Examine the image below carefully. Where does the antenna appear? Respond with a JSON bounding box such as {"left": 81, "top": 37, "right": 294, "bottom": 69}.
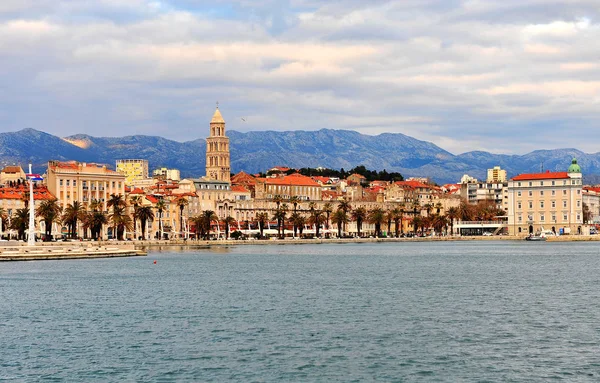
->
{"left": 540, "top": 161, "right": 544, "bottom": 173}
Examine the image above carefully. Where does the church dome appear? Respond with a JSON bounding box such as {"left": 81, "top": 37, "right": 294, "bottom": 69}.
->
{"left": 568, "top": 158, "right": 581, "bottom": 173}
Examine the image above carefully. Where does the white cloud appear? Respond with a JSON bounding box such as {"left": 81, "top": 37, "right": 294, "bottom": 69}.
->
{"left": 0, "top": 0, "right": 599, "bottom": 155}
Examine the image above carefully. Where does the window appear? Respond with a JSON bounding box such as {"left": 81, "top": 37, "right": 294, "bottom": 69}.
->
{"left": 552, "top": 214, "right": 556, "bottom": 221}
{"left": 552, "top": 181, "right": 555, "bottom": 186}
{"left": 541, "top": 181, "right": 544, "bottom": 186}
{"left": 540, "top": 201, "right": 544, "bottom": 208}
{"left": 552, "top": 190, "right": 555, "bottom": 196}
{"left": 517, "top": 191, "right": 522, "bottom": 197}
{"left": 577, "top": 214, "right": 581, "bottom": 221}
{"left": 563, "top": 214, "right": 568, "bottom": 221}
{"left": 73, "top": 180, "right": 77, "bottom": 186}
{"left": 577, "top": 200, "right": 581, "bottom": 207}
{"left": 540, "top": 190, "right": 544, "bottom": 196}
{"left": 66, "top": 180, "right": 70, "bottom": 186}
{"left": 529, "top": 182, "right": 532, "bottom": 186}
{"left": 529, "top": 201, "right": 533, "bottom": 209}
{"left": 551, "top": 201, "right": 556, "bottom": 208}
{"left": 563, "top": 190, "right": 567, "bottom": 195}
{"left": 577, "top": 190, "right": 581, "bottom": 195}
{"left": 518, "top": 182, "right": 522, "bottom": 187}
{"left": 528, "top": 191, "right": 533, "bottom": 197}
{"left": 518, "top": 202, "right": 522, "bottom": 209}
{"left": 59, "top": 179, "right": 63, "bottom": 186}
{"left": 540, "top": 214, "right": 545, "bottom": 221}
{"left": 563, "top": 201, "right": 567, "bottom": 208}
{"left": 518, "top": 216, "right": 522, "bottom": 222}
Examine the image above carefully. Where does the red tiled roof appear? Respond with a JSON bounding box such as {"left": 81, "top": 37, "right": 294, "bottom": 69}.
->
{"left": 348, "top": 173, "right": 366, "bottom": 179}
{"left": 511, "top": 171, "right": 570, "bottom": 181}
{"left": 312, "top": 176, "right": 331, "bottom": 184}
{"left": 1, "top": 166, "right": 23, "bottom": 173}
{"left": 232, "top": 185, "right": 250, "bottom": 193}
{"left": 129, "top": 187, "right": 145, "bottom": 194}
{"left": 262, "top": 173, "right": 320, "bottom": 187}
{"left": 145, "top": 195, "right": 159, "bottom": 204}
{"left": 395, "top": 180, "right": 430, "bottom": 189}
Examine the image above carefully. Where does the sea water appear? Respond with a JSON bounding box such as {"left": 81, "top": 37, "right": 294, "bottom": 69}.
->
{"left": 1, "top": 241, "right": 600, "bottom": 381}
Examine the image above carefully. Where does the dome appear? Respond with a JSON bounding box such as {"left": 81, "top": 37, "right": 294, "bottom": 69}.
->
{"left": 568, "top": 158, "right": 581, "bottom": 173}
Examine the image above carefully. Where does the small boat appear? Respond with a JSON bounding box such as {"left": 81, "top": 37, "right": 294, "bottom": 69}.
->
{"left": 525, "top": 234, "right": 547, "bottom": 241}
{"left": 525, "top": 228, "right": 554, "bottom": 241}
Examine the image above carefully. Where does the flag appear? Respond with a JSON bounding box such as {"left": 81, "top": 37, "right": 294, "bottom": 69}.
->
{"left": 26, "top": 173, "right": 43, "bottom": 181}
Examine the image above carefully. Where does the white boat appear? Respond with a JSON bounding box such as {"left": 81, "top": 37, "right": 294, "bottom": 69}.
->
{"left": 525, "top": 228, "right": 555, "bottom": 241}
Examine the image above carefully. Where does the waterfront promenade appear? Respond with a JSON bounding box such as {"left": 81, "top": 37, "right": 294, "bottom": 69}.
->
{"left": 0, "top": 242, "right": 145, "bottom": 261}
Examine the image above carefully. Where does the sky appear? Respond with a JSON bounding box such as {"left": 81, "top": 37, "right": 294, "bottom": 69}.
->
{"left": 0, "top": 0, "right": 599, "bottom": 155}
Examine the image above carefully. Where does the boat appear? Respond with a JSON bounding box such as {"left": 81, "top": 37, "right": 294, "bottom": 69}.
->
{"left": 525, "top": 228, "right": 555, "bottom": 241}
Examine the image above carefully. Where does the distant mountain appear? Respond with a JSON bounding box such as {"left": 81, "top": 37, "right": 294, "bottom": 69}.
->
{"left": 0, "top": 128, "right": 599, "bottom": 185}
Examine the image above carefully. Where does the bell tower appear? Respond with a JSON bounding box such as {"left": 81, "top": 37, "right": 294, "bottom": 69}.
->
{"left": 205, "top": 103, "right": 231, "bottom": 182}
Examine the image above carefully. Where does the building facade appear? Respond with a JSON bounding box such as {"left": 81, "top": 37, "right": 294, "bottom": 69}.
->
{"left": 47, "top": 160, "right": 126, "bottom": 211}
{"left": 487, "top": 166, "right": 507, "bottom": 183}
{"left": 116, "top": 159, "right": 149, "bottom": 185}
{"left": 507, "top": 159, "right": 583, "bottom": 235}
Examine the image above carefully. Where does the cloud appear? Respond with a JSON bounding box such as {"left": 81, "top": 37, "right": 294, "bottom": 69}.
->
{"left": 0, "top": 0, "right": 599, "bottom": 157}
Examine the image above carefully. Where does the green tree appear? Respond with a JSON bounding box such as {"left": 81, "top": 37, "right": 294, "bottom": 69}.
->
{"left": 173, "top": 196, "right": 189, "bottom": 238}
{"left": 368, "top": 207, "right": 386, "bottom": 238}
{"left": 446, "top": 207, "right": 459, "bottom": 235}
{"left": 109, "top": 204, "right": 133, "bottom": 240}
{"left": 10, "top": 208, "right": 29, "bottom": 240}
{"left": 222, "top": 216, "right": 236, "bottom": 239}
{"left": 135, "top": 206, "right": 155, "bottom": 240}
{"left": 308, "top": 202, "right": 324, "bottom": 238}
{"left": 351, "top": 207, "right": 367, "bottom": 237}
{"left": 256, "top": 212, "right": 269, "bottom": 238}
{"left": 331, "top": 209, "right": 349, "bottom": 238}
{"left": 62, "top": 201, "right": 84, "bottom": 238}
{"left": 36, "top": 198, "right": 62, "bottom": 240}
{"left": 129, "top": 195, "right": 142, "bottom": 239}
{"left": 155, "top": 198, "right": 166, "bottom": 239}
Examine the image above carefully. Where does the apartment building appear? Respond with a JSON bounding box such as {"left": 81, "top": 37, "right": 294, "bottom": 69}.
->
{"left": 254, "top": 173, "right": 322, "bottom": 202}
{"left": 46, "top": 160, "right": 126, "bottom": 211}
{"left": 116, "top": 159, "right": 149, "bottom": 185}
{"left": 507, "top": 159, "right": 583, "bottom": 235}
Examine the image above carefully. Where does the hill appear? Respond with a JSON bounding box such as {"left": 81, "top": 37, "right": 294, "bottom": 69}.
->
{"left": 0, "top": 128, "right": 598, "bottom": 185}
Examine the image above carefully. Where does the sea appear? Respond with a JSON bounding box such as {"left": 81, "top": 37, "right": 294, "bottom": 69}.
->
{"left": 1, "top": 241, "right": 600, "bottom": 382}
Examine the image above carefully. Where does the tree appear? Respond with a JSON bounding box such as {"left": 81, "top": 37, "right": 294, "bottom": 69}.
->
{"left": 109, "top": 204, "right": 133, "bottom": 240}
{"left": 308, "top": 202, "right": 324, "bottom": 238}
{"left": 291, "top": 212, "right": 306, "bottom": 238}
{"left": 129, "top": 195, "right": 142, "bottom": 239}
{"left": 89, "top": 210, "right": 108, "bottom": 240}
{"left": 446, "top": 207, "right": 459, "bottom": 235}
{"left": 272, "top": 204, "right": 288, "bottom": 239}
{"left": 135, "top": 206, "right": 155, "bottom": 240}
{"left": 391, "top": 207, "right": 403, "bottom": 237}
{"left": 368, "top": 207, "right": 386, "bottom": 238}
{"left": 323, "top": 202, "right": 333, "bottom": 230}
{"left": 36, "top": 198, "right": 62, "bottom": 240}
{"left": 385, "top": 209, "right": 394, "bottom": 236}
{"left": 431, "top": 214, "right": 448, "bottom": 236}
{"left": 155, "top": 198, "right": 166, "bottom": 239}
{"left": 222, "top": 216, "right": 236, "bottom": 239}
{"left": 174, "top": 196, "right": 189, "bottom": 238}
{"left": 457, "top": 199, "right": 473, "bottom": 221}
{"left": 201, "top": 210, "right": 218, "bottom": 240}
{"left": 351, "top": 207, "right": 367, "bottom": 237}
{"left": 62, "top": 201, "right": 84, "bottom": 238}
{"left": 331, "top": 209, "right": 349, "bottom": 238}
{"left": 412, "top": 215, "right": 423, "bottom": 235}
{"left": 256, "top": 212, "right": 269, "bottom": 238}
{"left": 10, "top": 208, "right": 29, "bottom": 240}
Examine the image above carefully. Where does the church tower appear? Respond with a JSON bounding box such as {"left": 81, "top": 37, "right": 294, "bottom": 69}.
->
{"left": 205, "top": 104, "right": 231, "bottom": 183}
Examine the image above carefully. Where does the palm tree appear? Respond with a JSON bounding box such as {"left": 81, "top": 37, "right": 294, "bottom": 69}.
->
{"left": 331, "top": 209, "right": 348, "bottom": 238}
{"left": 431, "top": 214, "right": 448, "bottom": 236}
{"left": 385, "top": 209, "right": 394, "bottom": 237}
{"left": 36, "top": 198, "right": 62, "bottom": 240}
{"left": 323, "top": 202, "right": 333, "bottom": 230}
{"left": 135, "top": 206, "right": 155, "bottom": 240}
{"left": 435, "top": 201, "right": 443, "bottom": 215}
{"left": 107, "top": 193, "right": 126, "bottom": 239}
{"left": 290, "top": 211, "right": 305, "bottom": 238}
{"left": 272, "top": 204, "right": 288, "bottom": 239}
{"left": 62, "top": 201, "right": 84, "bottom": 238}
{"left": 351, "top": 207, "right": 367, "bottom": 238}
{"left": 109, "top": 204, "right": 133, "bottom": 240}
{"left": 189, "top": 215, "right": 203, "bottom": 240}
{"left": 129, "top": 195, "right": 142, "bottom": 240}
{"left": 173, "top": 196, "right": 189, "bottom": 238}
{"left": 446, "top": 207, "right": 459, "bottom": 236}
{"left": 222, "top": 216, "right": 236, "bottom": 239}
{"left": 201, "top": 210, "right": 218, "bottom": 240}
{"left": 10, "top": 208, "right": 29, "bottom": 240}
{"left": 391, "top": 207, "right": 403, "bottom": 237}
{"left": 457, "top": 199, "right": 473, "bottom": 221}
{"left": 424, "top": 203, "right": 433, "bottom": 217}
{"left": 0, "top": 207, "right": 8, "bottom": 237}
{"left": 338, "top": 199, "right": 352, "bottom": 214}
{"left": 368, "top": 207, "right": 386, "bottom": 238}
{"left": 256, "top": 212, "right": 269, "bottom": 238}
{"left": 155, "top": 198, "right": 166, "bottom": 239}
{"left": 412, "top": 215, "right": 423, "bottom": 235}
{"left": 89, "top": 210, "right": 108, "bottom": 240}
{"left": 308, "top": 202, "right": 324, "bottom": 238}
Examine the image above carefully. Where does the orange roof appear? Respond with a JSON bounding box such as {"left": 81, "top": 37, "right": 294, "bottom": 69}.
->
{"left": 262, "top": 173, "right": 320, "bottom": 187}
{"left": 1, "top": 166, "right": 23, "bottom": 173}
{"left": 584, "top": 187, "right": 600, "bottom": 193}
{"left": 395, "top": 180, "right": 430, "bottom": 189}
{"left": 348, "top": 173, "right": 366, "bottom": 179}
{"left": 129, "top": 187, "right": 145, "bottom": 194}
{"left": 511, "top": 171, "right": 570, "bottom": 181}
{"left": 145, "top": 195, "right": 159, "bottom": 204}
{"left": 0, "top": 185, "right": 55, "bottom": 200}
{"left": 312, "top": 176, "right": 331, "bottom": 184}
{"left": 232, "top": 185, "right": 250, "bottom": 193}
{"left": 231, "top": 171, "right": 257, "bottom": 185}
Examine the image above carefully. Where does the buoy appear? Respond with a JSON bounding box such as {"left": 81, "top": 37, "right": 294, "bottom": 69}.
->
{"left": 153, "top": 260, "right": 157, "bottom": 264}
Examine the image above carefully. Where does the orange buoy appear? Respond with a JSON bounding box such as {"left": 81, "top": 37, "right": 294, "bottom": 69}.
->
{"left": 153, "top": 260, "right": 157, "bottom": 264}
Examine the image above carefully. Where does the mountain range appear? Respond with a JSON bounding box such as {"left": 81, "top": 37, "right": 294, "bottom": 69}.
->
{"left": 1, "top": 128, "right": 599, "bottom": 185}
